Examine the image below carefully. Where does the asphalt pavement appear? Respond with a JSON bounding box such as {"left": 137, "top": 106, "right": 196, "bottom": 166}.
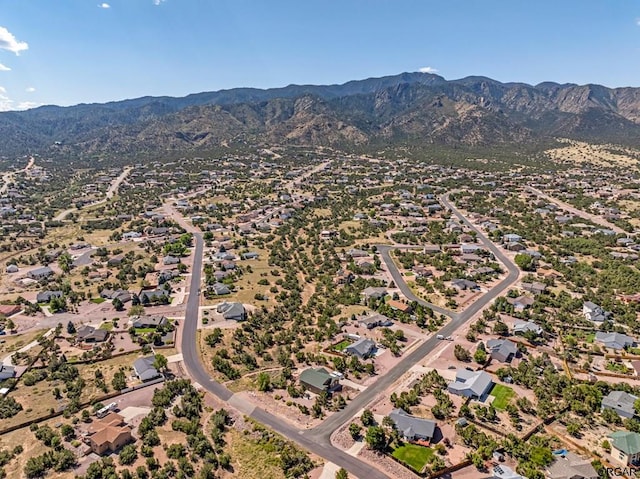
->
{"left": 179, "top": 193, "right": 521, "bottom": 479}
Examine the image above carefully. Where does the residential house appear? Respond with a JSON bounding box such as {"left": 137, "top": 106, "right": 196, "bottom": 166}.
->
{"left": 448, "top": 370, "right": 494, "bottom": 400}
{"left": 609, "top": 430, "right": 640, "bottom": 465}
{"left": 241, "top": 252, "right": 259, "bottom": 260}
{"left": 422, "top": 245, "right": 441, "bottom": 254}
{"left": 133, "top": 356, "right": 161, "bottom": 382}
{"left": 601, "top": 391, "right": 638, "bottom": 419}
{"left": 505, "top": 242, "right": 526, "bottom": 252}
{"left": 28, "top": 266, "right": 54, "bottom": 280}
{"left": 86, "top": 412, "right": 133, "bottom": 455}
{"left": 0, "top": 364, "right": 16, "bottom": 380}
{"left": 107, "top": 256, "right": 123, "bottom": 267}
{"left": 163, "top": 255, "right": 180, "bottom": 265}
{"left": 347, "top": 248, "right": 369, "bottom": 258}
{"left": 388, "top": 300, "right": 412, "bottom": 313}
{"left": 36, "top": 290, "right": 62, "bottom": 303}
{"left": 344, "top": 338, "right": 376, "bottom": 359}
{"left": 122, "top": 231, "right": 142, "bottom": 240}
{"left": 503, "top": 233, "right": 522, "bottom": 243}
{"left": 412, "top": 266, "right": 433, "bottom": 278}
{"left": 388, "top": 408, "right": 436, "bottom": 442}
{"left": 521, "top": 281, "right": 547, "bottom": 295}
{"left": 583, "top": 301, "right": 611, "bottom": 323}
{"left": 487, "top": 339, "right": 518, "bottom": 363}
{"left": 334, "top": 269, "right": 354, "bottom": 285}
{"left": 356, "top": 313, "right": 393, "bottom": 330}
{"left": 131, "top": 315, "right": 167, "bottom": 329}
{"left": 451, "top": 279, "right": 479, "bottom": 291}
{"left": 0, "top": 305, "right": 21, "bottom": 317}
{"left": 513, "top": 320, "right": 543, "bottom": 336}
{"left": 100, "top": 289, "right": 132, "bottom": 303}
{"left": 5, "top": 264, "right": 18, "bottom": 274}
{"left": 461, "top": 253, "right": 483, "bottom": 263}
{"left": 506, "top": 295, "right": 534, "bottom": 311}
{"left": 488, "top": 465, "right": 526, "bottom": 479}
{"left": 361, "top": 287, "right": 388, "bottom": 301}
{"left": 460, "top": 244, "right": 482, "bottom": 254}
{"left": 76, "top": 325, "right": 109, "bottom": 344}
{"left": 139, "top": 289, "right": 170, "bottom": 303}
{"left": 216, "top": 302, "right": 247, "bottom": 321}
{"left": 595, "top": 332, "right": 634, "bottom": 351}
{"left": 546, "top": 450, "right": 598, "bottom": 479}
{"left": 299, "top": 367, "right": 341, "bottom": 394}
{"left": 209, "top": 282, "right": 231, "bottom": 295}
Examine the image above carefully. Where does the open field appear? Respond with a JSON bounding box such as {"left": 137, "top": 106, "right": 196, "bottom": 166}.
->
{"left": 0, "top": 328, "right": 46, "bottom": 356}
{"left": 225, "top": 429, "right": 286, "bottom": 479}
{"left": 545, "top": 139, "right": 640, "bottom": 167}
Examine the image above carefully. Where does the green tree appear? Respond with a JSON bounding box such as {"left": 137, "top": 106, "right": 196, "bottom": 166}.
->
{"left": 349, "top": 423, "right": 362, "bottom": 439}
{"left": 474, "top": 348, "right": 487, "bottom": 364}
{"left": 119, "top": 444, "right": 138, "bottom": 465}
{"left": 153, "top": 354, "right": 168, "bottom": 373}
{"left": 364, "top": 426, "right": 387, "bottom": 452}
{"left": 112, "top": 369, "right": 127, "bottom": 391}
{"left": 112, "top": 297, "right": 124, "bottom": 311}
{"left": 256, "top": 372, "right": 271, "bottom": 392}
{"left": 361, "top": 409, "right": 375, "bottom": 427}
{"left": 454, "top": 344, "right": 471, "bottom": 362}
{"left": 514, "top": 254, "right": 535, "bottom": 271}
{"left": 336, "top": 468, "right": 349, "bottom": 479}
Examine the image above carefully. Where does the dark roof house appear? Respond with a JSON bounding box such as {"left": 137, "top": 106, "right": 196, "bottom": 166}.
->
{"left": 486, "top": 339, "right": 518, "bottom": 363}
{"left": 133, "top": 356, "right": 161, "bottom": 382}
{"left": 344, "top": 338, "right": 376, "bottom": 359}
{"left": 299, "top": 367, "right": 341, "bottom": 395}
{"left": 388, "top": 408, "right": 437, "bottom": 442}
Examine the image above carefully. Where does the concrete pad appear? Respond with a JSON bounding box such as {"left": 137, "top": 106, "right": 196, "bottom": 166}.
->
{"left": 166, "top": 353, "right": 183, "bottom": 363}
{"left": 319, "top": 462, "right": 341, "bottom": 479}
{"left": 119, "top": 406, "right": 151, "bottom": 422}
{"left": 346, "top": 439, "right": 366, "bottom": 456}
{"left": 341, "top": 379, "right": 367, "bottom": 392}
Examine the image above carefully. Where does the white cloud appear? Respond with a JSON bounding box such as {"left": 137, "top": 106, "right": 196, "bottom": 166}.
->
{"left": 98, "top": 3, "right": 111, "bottom": 8}
{"left": 153, "top": 0, "right": 167, "bottom": 5}
{"left": 0, "top": 89, "right": 12, "bottom": 111}
{"left": 25, "top": 87, "right": 36, "bottom": 93}
{"left": 0, "top": 27, "right": 28, "bottom": 55}
{"left": 419, "top": 66, "right": 439, "bottom": 74}
{"left": 17, "top": 101, "right": 40, "bottom": 110}
{"left": 0, "top": 63, "right": 10, "bottom": 72}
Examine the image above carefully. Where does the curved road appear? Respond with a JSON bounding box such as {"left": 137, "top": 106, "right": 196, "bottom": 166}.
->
{"left": 179, "top": 192, "right": 521, "bottom": 478}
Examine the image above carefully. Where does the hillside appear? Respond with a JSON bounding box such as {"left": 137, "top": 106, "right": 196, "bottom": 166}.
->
{"left": 3, "top": 72, "right": 640, "bottom": 156}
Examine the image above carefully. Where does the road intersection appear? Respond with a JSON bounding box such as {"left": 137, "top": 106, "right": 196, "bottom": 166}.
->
{"left": 177, "top": 187, "right": 521, "bottom": 478}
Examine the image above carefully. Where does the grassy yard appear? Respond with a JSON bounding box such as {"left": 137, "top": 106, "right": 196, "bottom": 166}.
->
{"left": 90, "top": 297, "right": 106, "bottom": 304}
{"left": 392, "top": 444, "right": 434, "bottom": 472}
{"left": 490, "top": 384, "right": 515, "bottom": 410}
{"left": 333, "top": 339, "right": 352, "bottom": 352}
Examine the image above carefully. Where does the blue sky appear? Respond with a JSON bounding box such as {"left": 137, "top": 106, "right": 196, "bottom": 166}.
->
{"left": 0, "top": 0, "right": 639, "bottom": 110}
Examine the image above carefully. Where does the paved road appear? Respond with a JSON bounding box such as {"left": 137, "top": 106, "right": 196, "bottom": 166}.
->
{"left": 0, "top": 156, "right": 35, "bottom": 195}
{"left": 525, "top": 186, "right": 625, "bottom": 234}
{"left": 179, "top": 189, "right": 520, "bottom": 479}
{"left": 377, "top": 245, "right": 454, "bottom": 318}
{"left": 308, "top": 193, "right": 521, "bottom": 439}
{"left": 54, "top": 166, "right": 132, "bottom": 221}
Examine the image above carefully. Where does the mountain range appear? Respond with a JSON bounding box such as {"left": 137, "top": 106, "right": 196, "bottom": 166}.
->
{"left": 3, "top": 72, "right": 640, "bottom": 157}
